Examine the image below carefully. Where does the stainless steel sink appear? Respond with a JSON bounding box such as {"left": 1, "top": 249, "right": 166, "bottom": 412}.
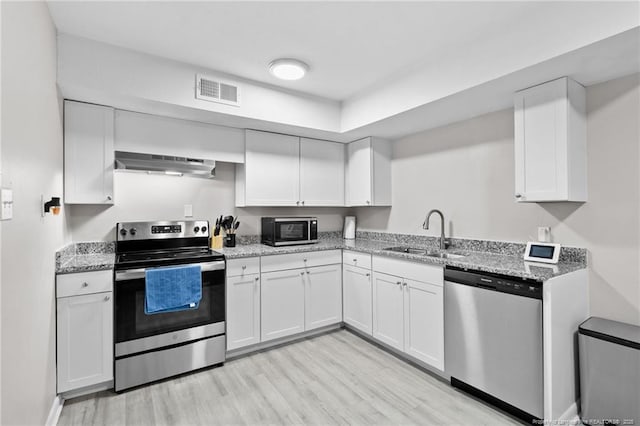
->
{"left": 424, "top": 252, "right": 465, "bottom": 259}
{"left": 384, "top": 246, "right": 429, "bottom": 255}
{"left": 383, "top": 246, "right": 465, "bottom": 259}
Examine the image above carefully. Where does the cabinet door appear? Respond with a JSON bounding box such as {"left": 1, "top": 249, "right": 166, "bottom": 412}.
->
{"left": 372, "top": 272, "right": 404, "bottom": 351}
{"left": 57, "top": 292, "right": 113, "bottom": 393}
{"left": 403, "top": 279, "right": 444, "bottom": 370}
{"left": 304, "top": 264, "right": 342, "bottom": 331}
{"left": 299, "top": 138, "right": 345, "bottom": 206}
{"left": 244, "top": 130, "right": 300, "bottom": 206}
{"left": 261, "top": 269, "right": 305, "bottom": 342}
{"left": 64, "top": 101, "right": 114, "bottom": 204}
{"left": 343, "top": 265, "right": 372, "bottom": 335}
{"left": 345, "top": 137, "right": 372, "bottom": 206}
{"left": 227, "top": 273, "right": 260, "bottom": 350}
{"left": 514, "top": 77, "right": 582, "bottom": 202}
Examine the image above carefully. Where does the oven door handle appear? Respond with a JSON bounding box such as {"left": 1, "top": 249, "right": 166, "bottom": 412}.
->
{"left": 115, "top": 260, "right": 226, "bottom": 281}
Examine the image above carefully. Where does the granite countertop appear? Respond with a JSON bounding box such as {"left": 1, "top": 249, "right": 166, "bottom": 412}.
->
{"left": 217, "top": 236, "right": 586, "bottom": 281}
{"left": 57, "top": 234, "right": 586, "bottom": 281}
{"left": 56, "top": 242, "right": 115, "bottom": 274}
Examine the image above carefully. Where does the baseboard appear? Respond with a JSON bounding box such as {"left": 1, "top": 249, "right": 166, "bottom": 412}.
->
{"left": 45, "top": 395, "right": 63, "bottom": 426}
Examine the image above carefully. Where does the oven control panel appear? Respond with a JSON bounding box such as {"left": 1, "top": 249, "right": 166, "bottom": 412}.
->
{"left": 117, "top": 220, "right": 209, "bottom": 240}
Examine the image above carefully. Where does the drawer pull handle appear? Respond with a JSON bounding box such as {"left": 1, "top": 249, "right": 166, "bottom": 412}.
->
{"left": 353, "top": 258, "right": 357, "bottom": 262}
{"left": 396, "top": 281, "right": 402, "bottom": 286}
{"left": 300, "top": 272, "right": 305, "bottom": 276}
{"left": 82, "top": 282, "right": 89, "bottom": 287}
{"left": 104, "top": 295, "right": 110, "bottom": 301}
{"left": 242, "top": 265, "right": 246, "bottom": 270}
{"left": 306, "top": 271, "right": 310, "bottom": 275}
{"left": 303, "top": 258, "right": 307, "bottom": 262}
{"left": 254, "top": 277, "right": 259, "bottom": 281}
{"left": 366, "top": 273, "right": 370, "bottom": 277}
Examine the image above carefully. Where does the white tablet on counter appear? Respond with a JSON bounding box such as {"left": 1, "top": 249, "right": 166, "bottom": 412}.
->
{"left": 524, "top": 242, "right": 561, "bottom": 264}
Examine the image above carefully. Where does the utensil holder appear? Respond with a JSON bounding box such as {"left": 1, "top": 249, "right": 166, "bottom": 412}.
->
{"left": 211, "top": 235, "right": 224, "bottom": 249}
{"left": 224, "top": 234, "right": 236, "bottom": 248}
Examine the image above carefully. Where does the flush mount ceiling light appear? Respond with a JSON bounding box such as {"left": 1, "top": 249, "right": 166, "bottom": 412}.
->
{"left": 269, "top": 58, "right": 309, "bottom": 80}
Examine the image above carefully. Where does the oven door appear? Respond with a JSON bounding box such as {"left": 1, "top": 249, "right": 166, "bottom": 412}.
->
{"left": 114, "top": 260, "right": 225, "bottom": 356}
{"left": 273, "top": 219, "right": 316, "bottom": 245}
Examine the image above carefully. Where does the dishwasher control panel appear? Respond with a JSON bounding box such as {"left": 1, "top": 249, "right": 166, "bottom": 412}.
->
{"left": 445, "top": 267, "right": 543, "bottom": 299}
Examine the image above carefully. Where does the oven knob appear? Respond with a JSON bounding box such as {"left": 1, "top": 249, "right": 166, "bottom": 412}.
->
{"left": 201, "top": 226, "right": 207, "bottom": 233}
{"left": 119, "top": 228, "right": 127, "bottom": 236}
{"left": 194, "top": 226, "right": 200, "bottom": 233}
{"left": 129, "top": 228, "right": 137, "bottom": 236}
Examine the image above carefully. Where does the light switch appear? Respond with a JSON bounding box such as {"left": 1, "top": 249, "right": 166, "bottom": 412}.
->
{"left": 1, "top": 188, "right": 13, "bottom": 220}
{"left": 184, "top": 204, "right": 193, "bottom": 218}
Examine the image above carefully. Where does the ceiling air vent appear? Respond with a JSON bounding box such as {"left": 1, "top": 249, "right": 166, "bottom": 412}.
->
{"left": 196, "top": 74, "right": 240, "bottom": 107}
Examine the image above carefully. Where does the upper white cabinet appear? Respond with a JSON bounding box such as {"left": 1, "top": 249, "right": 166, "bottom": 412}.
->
{"left": 514, "top": 77, "right": 587, "bottom": 202}
{"left": 241, "top": 130, "right": 300, "bottom": 206}
{"left": 236, "top": 130, "right": 345, "bottom": 206}
{"left": 115, "top": 110, "right": 244, "bottom": 163}
{"left": 64, "top": 101, "right": 114, "bottom": 204}
{"left": 299, "top": 138, "right": 345, "bottom": 206}
{"left": 345, "top": 137, "right": 392, "bottom": 206}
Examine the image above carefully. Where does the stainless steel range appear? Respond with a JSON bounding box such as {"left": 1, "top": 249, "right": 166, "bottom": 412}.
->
{"left": 113, "top": 220, "right": 226, "bottom": 392}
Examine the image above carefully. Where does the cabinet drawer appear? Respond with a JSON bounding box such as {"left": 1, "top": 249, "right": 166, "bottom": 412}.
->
{"left": 343, "top": 251, "right": 372, "bottom": 269}
{"left": 261, "top": 250, "right": 341, "bottom": 273}
{"left": 57, "top": 270, "right": 113, "bottom": 298}
{"left": 372, "top": 256, "right": 443, "bottom": 286}
{"left": 226, "top": 257, "right": 260, "bottom": 277}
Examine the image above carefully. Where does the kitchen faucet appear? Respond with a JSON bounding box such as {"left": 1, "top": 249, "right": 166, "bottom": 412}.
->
{"left": 423, "top": 209, "right": 449, "bottom": 250}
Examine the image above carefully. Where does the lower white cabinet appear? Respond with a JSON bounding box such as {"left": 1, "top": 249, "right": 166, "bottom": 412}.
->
{"left": 372, "top": 257, "right": 444, "bottom": 370}
{"left": 372, "top": 272, "right": 405, "bottom": 350}
{"left": 56, "top": 270, "right": 113, "bottom": 393}
{"left": 226, "top": 272, "right": 261, "bottom": 350}
{"left": 261, "top": 268, "right": 306, "bottom": 342}
{"left": 304, "top": 264, "right": 342, "bottom": 331}
{"left": 343, "top": 264, "right": 373, "bottom": 335}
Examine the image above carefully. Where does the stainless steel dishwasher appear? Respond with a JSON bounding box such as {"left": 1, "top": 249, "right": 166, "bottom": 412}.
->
{"left": 444, "top": 267, "right": 544, "bottom": 422}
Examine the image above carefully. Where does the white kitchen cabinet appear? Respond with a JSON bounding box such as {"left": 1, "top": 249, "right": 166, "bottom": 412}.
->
{"left": 64, "top": 100, "right": 115, "bottom": 204}
{"left": 299, "top": 138, "right": 345, "bottom": 206}
{"left": 261, "top": 268, "right": 306, "bottom": 342}
{"left": 236, "top": 130, "right": 345, "bottom": 207}
{"left": 56, "top": 271, "right": 113, "bottom": 393}
{"left": 241, "top": 130, "right": 300, "bottom": 206}
{"left": 345, "top": 137, "right": 391, "bottom": 206}
{"left": 403, "top": 278, "right": 444, "bottom": 370}
{"left": 372, "top": 272, "right": 404, "bottom": 351}
{"left": 514, "top": 77, "right": 587, "bottom": 202}
{"left": 226, "top": 261, "right": 261, "bottom": 350}
{"left": 371, "top": 256, "right": 444, "bottom": 370}
{"left": 343, "top": 264, "right": 372, "bottom": 335}
{"left": 304, "top": 264, "right": 342, "bottom": 330}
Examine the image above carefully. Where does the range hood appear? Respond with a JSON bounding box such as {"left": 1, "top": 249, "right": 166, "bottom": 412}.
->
{"left": 114, "top": 151, "right": 215, "bottom": 178}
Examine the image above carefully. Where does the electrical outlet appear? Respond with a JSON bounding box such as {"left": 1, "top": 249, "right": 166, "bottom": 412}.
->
{"left": 184, "top": 204, "right": 193, "bottom": 218}
{"left": 1, "top": 188, "right": 13, "bottom": 220}
{"left": 537, "top": 226, "right": 551, "bottom": 242}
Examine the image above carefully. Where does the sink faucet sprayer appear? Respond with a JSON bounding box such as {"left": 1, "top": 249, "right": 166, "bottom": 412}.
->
{"left": 423, "top": 209, "right": 449, "bottom": 250}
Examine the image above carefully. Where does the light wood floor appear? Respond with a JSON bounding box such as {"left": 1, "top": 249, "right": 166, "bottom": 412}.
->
{"left": 59, "top": 329, "right": 520, "bottom": 425}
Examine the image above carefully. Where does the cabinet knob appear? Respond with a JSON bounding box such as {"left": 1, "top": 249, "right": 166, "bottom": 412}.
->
{"left": 306, "top": 271, "right": 310, "bottom": 275}
{"left": 403, "top": 282, "right": 407, "bottom": 287}
{"left": 242, "top": 265, "right": 246, "bottom": 270}
{"left": 82, "top": 282, "right": 89, "bottom": 287}
{"left": 515, "top": 194, "right": 522, "bottom": 198}
{"left": 301, "top": 201, "right": 305, "bottom": 206}
{"left": 104, "top": 295, "right": 110, "bottom": 301}
{"left": 366, "top": 200, "right": 371, "bottom": 205}
{"left": 303, "top": 258, "right": 307, "bottom": 262}
{"left": 353, "top": 258, "right": 357, "bottom": 262}
{"left": 296, "top": 201, "right": 300, "bottom": 205}
{"left": 365, "top": 273, "right": 370, "bottom": 277}
{"left": 396, "top": 281, "right": 402, "bottom": 286}
{"left": 254, "top": 277, "right": 259, "bottom": 281}
{"left": 300, "top": 272, "right": 305, "bottom": 276}
{"left": 106, "top": 195, "right": 112, "bottom": 201}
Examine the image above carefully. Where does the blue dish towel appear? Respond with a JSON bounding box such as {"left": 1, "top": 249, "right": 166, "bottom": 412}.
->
{"left": 144, "top": 265, "right": 202, "bottom": 315}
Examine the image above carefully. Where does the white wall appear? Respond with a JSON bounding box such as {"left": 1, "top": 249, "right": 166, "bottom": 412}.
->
{"left": 1, "top": 2, "right": 66, "bottom": 425}
{"left": 67, "top": 162, "right": 346, "bottom": 241}
{"left": 356, "top": 73, "right": 640, "bottom": 325}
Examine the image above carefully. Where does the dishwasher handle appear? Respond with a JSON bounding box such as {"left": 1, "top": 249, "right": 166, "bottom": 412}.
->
{"left": 444, "top": 266, "right": 543, "bottom": 300}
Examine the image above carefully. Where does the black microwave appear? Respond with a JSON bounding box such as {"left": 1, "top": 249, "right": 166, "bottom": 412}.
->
{"left": 261, "top": 217, "right": 318, "bottom": 246}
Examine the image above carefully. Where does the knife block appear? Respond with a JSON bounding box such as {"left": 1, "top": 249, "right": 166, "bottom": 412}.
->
{"left": 210, "top": 235, "right": 224, "bottom": 249}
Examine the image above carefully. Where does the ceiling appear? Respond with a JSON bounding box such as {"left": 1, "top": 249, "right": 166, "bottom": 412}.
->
{"left": 46, "top": 1, "right": 636, "bottom": 102}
